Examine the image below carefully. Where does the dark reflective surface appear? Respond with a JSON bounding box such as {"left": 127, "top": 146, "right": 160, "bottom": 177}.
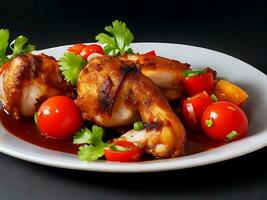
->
{"left": 0, "top": 0, "right": 266, "bottom": 199}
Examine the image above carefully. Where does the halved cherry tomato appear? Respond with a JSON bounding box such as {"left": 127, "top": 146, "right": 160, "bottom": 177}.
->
{"left": 36, "top": 96, "right": 83, "bottom": 139}
{"left": 182, "top": 91, "right": 212, "bottom": 129}
{"left": 182, "top": 72, "right": 214, "bottom": 96}
{"left": 143, "top": 50, "right": 156, "bottom": 56}
{"left": 214, "top": 79, "right": 248, "bottom": 106}
{"left": 68, "top": 43, "right": 104, "bottom": 59}
{"left": 201, "top": 101, "right": 248, "bottom": 141}
{"left": 104, "top": 141, "right": 144, "bottom": 162}
{"left": 79, "top": 44, "right": 105, "bottom": 59}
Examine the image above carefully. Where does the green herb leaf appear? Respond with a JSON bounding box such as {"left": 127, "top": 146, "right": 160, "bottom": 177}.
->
{"left": 73, "top": 125, "right": 105, "bottom": 161}
{"left": 78, "top": 145, "right": 105, "bottom": 161}
{"left": 182, "top": 69, "right": 207, "bottom": 77}
{"left": 73, "top": 128, "right": 93, "bottom": 144}
{"left": 211, "top": 94, "right": 218, "bottom": 102}
{"left": 0, "top": 29, "right": 10, "bottom": 66}
{"left": 133, "top": 121, "right": 145, "bottom": 131}
{"left": 95, "top": 20, "right": 134, "bottom": 56}
{"left": 10, "top": 35, "right": 36, "bottom": 58}
{"left": 109, "top": 144, "right": 131, "bottom": 152}
{"left": 0, "top": 29, "right": 36, "bottom": 67}
{"left": 205, "top": 119, "right": 213, "bottom": 128}
{"left": 59, "top": 52, "right": 87, "bottom": 85}
{"left": 226, "top": 131, "right": 238, "bottom": 141}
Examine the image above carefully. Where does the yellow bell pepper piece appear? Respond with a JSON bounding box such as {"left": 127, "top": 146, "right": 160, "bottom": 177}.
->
{"left": 214, "top": 80, "right": 248, "bottom": 105}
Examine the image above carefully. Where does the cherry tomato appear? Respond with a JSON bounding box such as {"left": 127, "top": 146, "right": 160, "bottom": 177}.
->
{"left": 68, "top": 43, "right": 104, "bottom": 59}
{"left": 182, "top": 72, "right": 214, "bottom": 96}
{"left": 68, "top": 43, "right": 87, "bottom": 54}
{"left": 80, "top": 44, "right": 104, "bottom": 59}
{"left": 182, "top": 91, "right": 212, "bottom": 129}
{"left": 143, "top": 50, "right": 156, "bottom": 56}
{"left": 201, "top": 101, "right": 248, "bottom": 141}
{"left": 104, "top": 141, "right": 144, "bottom": 162}
{"left": 36, "top": 96, "right": 83, "bottom": 139}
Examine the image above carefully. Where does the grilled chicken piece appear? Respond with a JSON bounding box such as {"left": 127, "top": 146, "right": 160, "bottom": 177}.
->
{"left": 118, "top": 71, "right": 186, "bottom": 157}
{"left": 0, "top": 53, "right": 74, "bottom": 119}
{"left": 76, "top": 55, "right": 185, "bottom": 157}
{"left": 75, "top": 56, "right": 139, "bottom": 127}
{"left": 119, "top": 54, "right": 190, "bottom": 100}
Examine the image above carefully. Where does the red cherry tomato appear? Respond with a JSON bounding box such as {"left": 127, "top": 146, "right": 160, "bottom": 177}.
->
{"left": 36, "top": 96, "right": 83, "bottom": 139}
{"left": 143, "top": 50, "right": 156, "bottom": 56}
{"left": 201, "top": 101, "right": 248, "bottom": 141}
{"left": 80, "top": 44, "right": 104, "bottom": 59}
{"left": 182, "top": 72, "right": 214, "bottom": 96}
{"left": 104, "top": 141, "right": 144, "bottom": 162}
{"left": 182, "top": 91, "right": 212, "bottom": 129}
{"left": 68, "top": 43, "right": 104, "bottom": 59}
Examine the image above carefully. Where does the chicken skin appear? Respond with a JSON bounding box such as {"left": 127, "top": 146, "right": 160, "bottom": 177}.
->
{"left": 75, "top": 56, "right": 139, "bottom": 127}
{"left": 0, "top": 53, "right": 74, "bottom": 119}
{"left": 119, "top": 54, "right": 190, "bottom": 100}
{"left": 76, "top": 55, "right": 186, "bottom": 157}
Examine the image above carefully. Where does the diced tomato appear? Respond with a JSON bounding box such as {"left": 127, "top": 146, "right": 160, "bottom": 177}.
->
{"left": 143, "top": 50, "right": 156, "bottom": 56}
{"left": 201, "top": 101, "right": 248, "bottom": 141}
{"left": 182, "top": 72, "right": 214, "bottom": 96}
{"left": 104, "top": 141, "right": 144, "bottom": 162}
{"left": 68, "top": 44, "right": 87, "bottom": 55}
{"left": 182, "top": 91, "right": 213, "bottom": 129}
{"left": 214, "top": 80, "right": 248, "bottom": 106}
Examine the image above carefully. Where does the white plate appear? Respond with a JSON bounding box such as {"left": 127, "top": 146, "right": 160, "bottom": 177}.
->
{"left": 0, "top": 43, "right": 266, "bottom": 173}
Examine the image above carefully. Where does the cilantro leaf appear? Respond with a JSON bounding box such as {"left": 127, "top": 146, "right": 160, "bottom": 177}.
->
{"left": 78, "top": 145, "right": 105, "bottom": 161}
{"left": 73, "top": 127, "right": 93, "bottom": 144}
{"left": 0, "top": 29, "right": 36, "bottom": 67}
{"left": 59, "top": 52, "right": 87, "bottom": 85}
{"left": 73, "top": 125, "right": 105, "bottom": 161}
{"left": 10, "top": 35, "right": 36, "bottom": 58}
{"left": 0, "top": 29, "right": 10, "bottom": 66}
{"left": 95, "top": 20, "right": 134, "bottom": 56}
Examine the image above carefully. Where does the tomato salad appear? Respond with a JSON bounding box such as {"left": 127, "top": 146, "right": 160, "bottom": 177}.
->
{"left": 0, "top": 21, "right": 249, "bottom": 162}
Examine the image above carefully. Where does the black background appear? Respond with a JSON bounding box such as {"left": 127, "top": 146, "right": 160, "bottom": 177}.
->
{"left": 1, "top": 0, "right": 267, "bottom": 199}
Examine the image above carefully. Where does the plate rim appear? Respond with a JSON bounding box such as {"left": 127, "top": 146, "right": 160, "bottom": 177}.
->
{"left": 0, "top": 135, "right": 266, "bottom": 172}
{"left": 0, "top": 42, "right": 266, "bottom": 173}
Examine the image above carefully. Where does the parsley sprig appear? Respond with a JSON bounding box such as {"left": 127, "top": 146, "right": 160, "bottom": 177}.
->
{"left": 59, "top": 52, "right": 87, "bottom": 85}
{"left": 0, "top": 29, "right": 9, "bottom": 66}
{"left": 0, "top": 29, "right": 35, "bottom": 66}
{"left": 96, "top": 20, "right": 134, "bottom": 56}
{"left": 73, "top": 125, "right": 106, "bottom": 161}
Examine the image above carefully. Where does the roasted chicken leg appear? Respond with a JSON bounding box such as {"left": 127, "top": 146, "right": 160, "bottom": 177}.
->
{"left": 0, "top": 53, "right": 74, "bottom": 118}
{"left": 119, "top": 54, "right": 190, "bottom": 100}
{"left": 76, "top": 55, "right": 185, "bottom": 157}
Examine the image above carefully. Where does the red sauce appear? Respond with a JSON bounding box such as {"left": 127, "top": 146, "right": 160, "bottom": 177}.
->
{"left": 0, "top": 109, "right": 225, "bottom": 156}
{"left": 0, "top": 109, "right": 79, "bottom": 154}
